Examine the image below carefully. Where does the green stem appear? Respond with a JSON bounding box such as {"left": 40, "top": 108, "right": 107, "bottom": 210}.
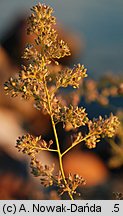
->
{"left": 51, "top": 116, "right": 74, "bottom": 200}
{"left": 44, "top": 76, "right": 74, "bottom": 200}
{"left": 34, "top": 147, "right": 58, "bottom": 153}
{"left": 61, "top": 132, "right": 97, "bottom": 157}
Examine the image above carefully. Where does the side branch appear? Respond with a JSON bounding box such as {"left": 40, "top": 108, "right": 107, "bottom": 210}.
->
{"left": 61, "top": 132, "right": 97, "bottom": 157}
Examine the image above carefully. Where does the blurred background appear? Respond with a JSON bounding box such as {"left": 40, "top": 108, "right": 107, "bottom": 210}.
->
{"left": 0, "top": 0, "right": 123, "bottom": 199}
{"left": 0, "top": 0, "right": 123, "bottom": 78}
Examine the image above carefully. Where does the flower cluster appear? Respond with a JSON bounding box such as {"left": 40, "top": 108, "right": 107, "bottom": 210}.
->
{"left": 85, "top": 114, "right": 120, "bottom": 149}
{"left": 30, "top": 158, "right": 54, "bottom": 187}
{"left": 56, "top": 64, "right": 87, "bottom": 89}
{"left": 79, "top": 74, "right": 123, "bottom": 106}
{"left": 113, "top": 192, "right": 123, "bottom": 200}
{"left": 108, "top": 111, "right": 123, "bottom": 168}
{"left": 56, "top": 172, "right": 86, "bottom": 196}
{"left": 27, "top": 3, "right": 70, "bottom": 61}
{"left": 4, "top": 64, "right": 47, "bottom": 101}
{"left": 53, "top": 105, "right": 88, "bottom": 128}
{"left": 16, "top": 134, "right": 53, "bottom": 156}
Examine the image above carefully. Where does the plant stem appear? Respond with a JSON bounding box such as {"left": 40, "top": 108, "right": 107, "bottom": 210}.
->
{"left": 51, "top": 115, "right": 74, "bottom": 200}
{"left": 44, "top": 76, "right": 74, "bottom": 200}
{"left": 109, "top": 139, "right": 123, "bottom": 154}
{"left": 61, "top": 132, "right": 97, "bottom": 157}
{"left": 34, "top": 147, "right": 58, "bottom": 153}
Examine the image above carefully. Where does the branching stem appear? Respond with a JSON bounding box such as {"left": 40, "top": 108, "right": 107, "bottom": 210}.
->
{"left": 33, "top": 147, "right": 58, "bottom": 153}
{"left": 61, "top": 132, "right": 97, "bottom": 157}
{"left": 44, "top": 75, "right": 74, "bottom": 200}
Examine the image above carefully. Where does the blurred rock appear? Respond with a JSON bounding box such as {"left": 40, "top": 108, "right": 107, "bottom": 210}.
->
{"left": 63, "top": 150, "right": 108, "bottom": 187}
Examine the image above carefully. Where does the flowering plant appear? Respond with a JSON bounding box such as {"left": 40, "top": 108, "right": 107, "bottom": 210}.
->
{"left": 4, "top": 3, "right": 120, "bottom": 200}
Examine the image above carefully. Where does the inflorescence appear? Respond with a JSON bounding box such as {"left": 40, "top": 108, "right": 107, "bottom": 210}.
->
{"left": 4, "top": 3, "right": 120, "bottom": 200}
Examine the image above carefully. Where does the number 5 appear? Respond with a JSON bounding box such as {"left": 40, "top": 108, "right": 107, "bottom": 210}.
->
{"left": 114, "top": 204, "right": 119, "bottom": 212}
